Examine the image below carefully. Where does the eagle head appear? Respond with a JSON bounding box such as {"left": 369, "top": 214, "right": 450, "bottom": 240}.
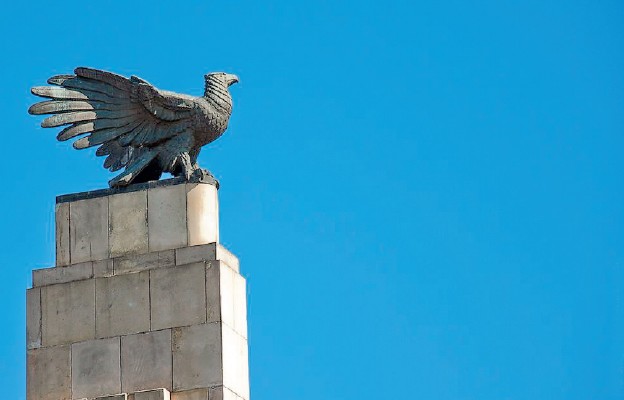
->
{"left": 205, "top": 72, "right": 239, "bottom": 88}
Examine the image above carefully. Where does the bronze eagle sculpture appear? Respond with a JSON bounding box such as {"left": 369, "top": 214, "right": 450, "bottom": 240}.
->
{"left": 29, "top": 67, "right": 239, "bottom": 187}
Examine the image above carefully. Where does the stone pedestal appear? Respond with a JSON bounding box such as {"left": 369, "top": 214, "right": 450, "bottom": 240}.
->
{"left": 27, "top": 179, "right": 249, "bottom": 400}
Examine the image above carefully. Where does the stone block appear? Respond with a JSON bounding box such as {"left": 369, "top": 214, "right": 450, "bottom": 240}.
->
{"left": 96, "top": 271, "right": 150, "bottom": 338}
{"left": 172, "top": 323, "right": 222, "bottom": 391}
{"left": 148, "top": 184, "right": 188, "bottom": 252}
{"left": 55, "top": 202, "right": 70, "bottom": 266}
{"left": 109, "top": 191, "right": 148, "bottom": 258}
{"left": 32, "top": 262, "right": 93, "bottom": 287}
{"left": 205, "top": 261, "right": 221, "bottom": 323}
{"left": 41, "top": 279, "right": 95, "bottom": 346}
{"left": 114, "top": 250, "right": 175, "bottom": 275}
{"left": 27, "top": 345, "right": 71, "bottom": 400}
{"left": 222, "top": 325, "right": 249, "bottom": 400}
{"left": 217, "top": 264, "right": 248, "bottom": 339}
{"left": 70, "top": 197, "right": 109, "bottom": 264}
{"left": 121, "top": 330, "right": 172, "bottom": 393}
{"left": 232, "top": 273, "right": 248, "bottom": 339}
{"left": 94, "top": 258, "right": 114, "bottom": 278}
{"left": 134, "top": 388, "right": 171, "bottom": 400}
{"left": 95, "top": 395, "right": 128, "bottom": 400}
{"left": 186, "top": 184, "right": 219, "bottom": 246}
{"left": 150, "top": 263, "right": 206, "bottom": 330}
{"left": 72, "top": 337, "right": 121, "bottom": 399}
{"left": 26, "top": 287, "right": 41, "bottom": 350}
{"left": 170, "top": 389, "right": 208, "bottom": 400}
{"left": 209, "top": 386, "right": 241, "bottom": 400}
{"left": 176, "top": 244, "right": 238, "bottom": 273}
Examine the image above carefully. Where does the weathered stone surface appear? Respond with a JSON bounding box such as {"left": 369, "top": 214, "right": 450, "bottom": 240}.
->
{"left": 209, "top": 386, "right": 241, "bottom": 400}
{"left": 151, "top": 263, "right": 207, "bottom": 330}
{"left": 222, "top": 325, "right": 249, "bottom": 400}
{"left": 72, "top": 337, "right": 121, "bottom": 399}
{"left": 205, "top": 261, "right": 221, "bottom": 323}
{"left": 176, "top": 244, "right": 238, "bottom": 273}
{"left": 148, "top": 184, "right": 187, "bottom": 252}
{"left": 94, "top": 395, "right": 128, "bottom": 400}
{"left": 109, "top": 191, "right": 148, "bottom": 258}
{"left": 121, "top": 330, "right": 172, "bottom": 393}
{"left": 170, "top": 389, "right": 208, "bottom": 400}
{"left": 94, "top": 258, "right": 114, "bottom": 278}
{"left": 33, "top": 262, "right": 93, "bottom": 287}
{"left": 27, "top": 345, "right": 71, "bottom": 400}
{"left": 217, "top": 264, "right": 247, "bottom": 339}
{"left": 187, "top": 184, "right": 219, "bottom": 246}
{"left": 26, "top": 287, "right": 41, "bottom": 349}
{"left": 172, "top": 323, "right": 222, "bottom": 391}
{"left": 55, "top": 202, "right": 70, "bottom": 266}
{"left": 232, "top": 273, "right": 248, "bottom": 339}
{"left": 96, "top": 271, "right": 150, "bottom": 338}
{"left": 70, "top": 197, "right": 109, "bottom": 263}
{"left": 114, "top": 250, "right": 175, "bottom": 275}
{"left": 134, "top": 388, "right": 171, "bottom": 400}
{"left": 41, "top": 279, "right": 95, "bottom": 346}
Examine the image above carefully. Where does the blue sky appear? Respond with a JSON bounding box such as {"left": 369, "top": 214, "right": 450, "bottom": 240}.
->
{"left": 1, "top": 1, "right": 623, "bottom": 399}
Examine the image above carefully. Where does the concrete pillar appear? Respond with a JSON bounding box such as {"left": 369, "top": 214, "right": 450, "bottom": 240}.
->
{"left": 27, "top": 179, "right": 249, "bottom": 400}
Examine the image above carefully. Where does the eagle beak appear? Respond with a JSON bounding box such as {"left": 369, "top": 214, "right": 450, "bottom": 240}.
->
{"left": 225, "top": 74, "right": 239, "bottom": 86}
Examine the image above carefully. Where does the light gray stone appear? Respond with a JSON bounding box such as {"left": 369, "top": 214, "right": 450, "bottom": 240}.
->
{"left": 218, "top": 264, "right": 248, "bottom": 339}
{"left": 70, "top": 197, "right": 109, "bottom": 263}
{"left": 27, "top": 345, "right": 71, "bottom": 400}
{"left": 109, "top": 191, "right": 148, "bottom": 258}
{"left": 55, "top": 202, "right": 70, "bottom": 266}
{"left": 32, "top": 262, "right": 93, "bottom": 287}
{"left": 114, "top": 250, "right": 175, "bottom": 275}
{"left": 176, "top": 244, "right": 216, "bottom": 266}
{"left": 222, "top": 325, "right": 249, "bottom": 400}
{"left": 96, "top": 271, "right": 150, "bottom": 338}
{"left": 170, "top": 389, "right": 208, "bottom": 400}
{"left": 176, "top": 244, "right": 238, "bottom": 273}
{"left": 41, "top": 279, "right": 95, "bottom": 346}
{"left": 121, "top": 330, "right": 172, "bottom": 393}
{"left": 148, "top": 184, "right": 188, "bottom": 252}
{"left": 94, "top": 258, "right": 114, "bottom": 278}
{"left": 205, "top": 261, "right": 221, "bottom": 323}
{"left": 232, "top": 273, "right": 248, "bottom": 339}
{"left": 151, "top": 263, "right": 207, "bottom": 330}
{"left": 94, "top": 395, "right": 128, "bottom": 400}
{"left": 26, "top": 287, "right": 41, "bottom": 349}
{"left": 172, "top": 323, "right": 222, "bottom": 391}
{"left": 72, "top": 337, "right": 121, "bottom": 399}
{"left": 209, "top": 386, "right": 240, "bottom": 400}
{"left": 134, "top": 388, "right": 171, "bottom": 400}
{"left": 186, "top": 184, "right": 219, "bottom": 246}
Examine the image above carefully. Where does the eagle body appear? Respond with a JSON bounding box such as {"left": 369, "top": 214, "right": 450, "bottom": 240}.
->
{"left": 29, "top": 67, "right": 239, "bottom": 187}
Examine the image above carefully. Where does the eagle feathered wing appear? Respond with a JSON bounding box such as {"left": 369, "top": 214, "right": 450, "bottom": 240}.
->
{"left": 29, "top": 67, "right": 196, "bottom": 184}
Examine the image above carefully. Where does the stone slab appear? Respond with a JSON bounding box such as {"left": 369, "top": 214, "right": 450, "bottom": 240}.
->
{"left": 72, "top": 337, "right": 121, "bottom": 399}
{"left": 94, "top": 259, "right": 114, "bottom": 278}
{"left": 33, "top": 262, "right": 93, "bottom": 287}
{"left": 121, "top": 330, "right": 172, "bottom": 393}
{"left": 209, "top": 386, "right": 242, "bottom": 400}
{"left": 41, "top": 279, "right": 95, "bottom": 346}
{"left": 55, "top": 202, "right": 70, "bottom": 266}
{"left": 27, "top": 345, "right": 71, "bottom": 400}
{"left": 222, "top": 325, "right": 249, "bottom": 400}
{"left": 205, "top": 261, "right": 221, "bottom": 323}
{"left": 186, "top": 184, "right": 219, "bottom": 246}
{"left": 134, "top": 388, "right": 171, "bottom": 400}
{"left": 109, "top": 190, "right": 148, "bottom": 258}
{"left": 170, "top": 389, "right": 208, "bottom": 400}
{"left": 148, "top": 184, "right": 188, "bottom": 252}
{"left": 172, "top": 323, "right": 222, "bottom": 391}
{"left": 26, "top": 287, "right": 41, "bottom": 350}
{"left": 96, "top": 271, "right": 150, "bottom": 338}
{"left": 114, "top": 250, "right": 175, "bottom": 275}
{"left": 150, "top": 263, "right": 207, "bottom": 330}
{"left": 175, "top": 244, "right": 238, "bottom": 273}
{"left": 70, "top": 196, "right": 109, "bottom": 264}
{"left": 217, "top": 264, "right": 248, "bottom": 339}
{"left": 94, "top": 395, "right": 128, "bottom": 400}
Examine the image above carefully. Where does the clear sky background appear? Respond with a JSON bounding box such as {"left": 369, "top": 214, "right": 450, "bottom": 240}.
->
{"left": 0, "top": 1, "right": 622, "bottom": 399}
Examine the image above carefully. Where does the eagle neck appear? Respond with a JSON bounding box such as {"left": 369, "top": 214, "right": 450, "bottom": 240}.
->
{"left": 204, "top": 77, "right": 232, "bottom": 115}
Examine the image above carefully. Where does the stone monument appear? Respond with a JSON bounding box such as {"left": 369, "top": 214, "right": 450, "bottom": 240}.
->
{"left": 26, "top": 69, "right": 249, "bottom": 400}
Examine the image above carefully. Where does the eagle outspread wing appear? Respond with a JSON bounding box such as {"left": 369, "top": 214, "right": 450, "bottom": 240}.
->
{"left": 29, "top": 67, "right": 201, "bottom": 187}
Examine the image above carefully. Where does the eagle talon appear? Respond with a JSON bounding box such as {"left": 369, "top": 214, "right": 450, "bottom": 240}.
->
{"left": 189, "top": 168, "right": 219, "bottom": 189}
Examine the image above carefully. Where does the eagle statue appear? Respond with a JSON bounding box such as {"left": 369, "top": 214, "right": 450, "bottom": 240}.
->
{"left": 29, "top": 67, "right": 239, "bottom": 188}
